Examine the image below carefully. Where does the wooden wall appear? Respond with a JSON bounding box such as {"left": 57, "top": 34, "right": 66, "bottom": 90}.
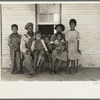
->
{"left": 2, "top": 4, "right": 35, "bottom": 68}
{"left": 62, "top": 3, "right": 100, "bottom": 67}
{"left": 0, "top": 5, "right": 1, "bottom": 72}
{"left": 2, "top": 3, "right": 100, "bottom": 68}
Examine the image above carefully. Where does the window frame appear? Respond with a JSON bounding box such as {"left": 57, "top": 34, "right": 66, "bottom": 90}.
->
{"left": 37, "top": 4, "right": 61, "bottom": 25}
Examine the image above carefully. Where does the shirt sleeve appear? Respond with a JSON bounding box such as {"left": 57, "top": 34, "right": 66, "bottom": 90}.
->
{"left": 31, "top": 41, "right": 35, "bottom": 51}
{"left": 20, "top": 35, "right": 28, "bottom": 53}
{"left": 50, "top": 34, "right": 56, "bottom": 44}
{"left": 63, "top": 34, "right": 65, "bottom": 41}
{"left": 61, "top": 39, "right": 65, "bottom": 43}
{"left": 41, "top": 40, "right": 48, "bottom": 51}
{"left": 76, "top": 32, "right": 80, "bottom": 40}
{"left": 65, "top": 32, "right": 68, "bottom": 41}
{"left": 8, "top": 35, "right": 13, "bottom": 47}
{"left": 55, "top": 39, "right": 58, "bottom": 45}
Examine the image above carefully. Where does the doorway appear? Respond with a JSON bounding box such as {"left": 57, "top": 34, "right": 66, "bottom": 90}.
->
{"left": 38, "top": 25, "right": 54, "bottom": 37}
{"left": 36, "top": 4, "right": 61, "bottom": 38}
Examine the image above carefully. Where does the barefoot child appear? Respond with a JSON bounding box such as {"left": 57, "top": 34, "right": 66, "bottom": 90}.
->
{"left": 8, "top": 24, "right": 21, "bottom": 74}
{"left": 65, "top": 19, "right": 81, "bottom": 74}
{"left": 51, "top": 33, "right": 67, "bottom": 74}
{"left": 31, "top": 31, "right": 48, "bottom": 73}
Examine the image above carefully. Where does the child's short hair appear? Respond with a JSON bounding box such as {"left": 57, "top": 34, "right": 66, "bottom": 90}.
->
{"left": 69, "top": 19, "right": 77, "bottom": 26}
{"left": 56, "top": 33, "right": 63, "bottom": 40}
{"left": 44, "top": 36, "right": 50, "bottom": 39}
{"left": 35, "top": 31, "right": 41, "bottom": 36}
{"left": 11, "top": 24, "right": 18, "bottom": 29}
{"left": 55, "top": 24, "right": 65, "bottom": 31}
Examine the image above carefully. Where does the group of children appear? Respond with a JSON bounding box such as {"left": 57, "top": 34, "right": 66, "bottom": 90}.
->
{"left": 8, "top": 19, "right": 81, "bottom": 76}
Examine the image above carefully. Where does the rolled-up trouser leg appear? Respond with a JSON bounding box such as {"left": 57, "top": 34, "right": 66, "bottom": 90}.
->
{"left": 11, "top": 50, "right": 16, "bottom": 73}
{"left": 23, "top": 53, "right": 35, "bottom": 74}
{"left": 16, "top": 51, "right": 21, "bottom": 72}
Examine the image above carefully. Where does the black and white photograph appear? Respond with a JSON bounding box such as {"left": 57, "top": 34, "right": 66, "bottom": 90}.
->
{"left": 1, "top": 2, "right": 100, "bottom": 81}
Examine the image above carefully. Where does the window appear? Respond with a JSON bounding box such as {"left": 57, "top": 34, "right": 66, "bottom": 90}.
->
{"left": 37, "top": 4, "right": 60, "bottom": 24}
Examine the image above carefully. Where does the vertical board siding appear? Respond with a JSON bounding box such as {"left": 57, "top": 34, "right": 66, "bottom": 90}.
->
{"left": 2, "top": 4, "right": 100, "bottom": 68}
{"left": 2, "top": 4, "right": 35, "bottom": 68}
{"left": 0, "top": 5, "right": 1, "bottom": 70}
{"left": 62, "top": 4, "right": 100, "bottom": 67}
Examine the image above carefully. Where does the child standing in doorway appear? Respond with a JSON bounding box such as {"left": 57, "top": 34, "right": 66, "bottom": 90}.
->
{"left": 65, "top": 19, "right": 81, "bottom": 74}
{"left": 8, "top": 24, "right": 21, "bottom": 74}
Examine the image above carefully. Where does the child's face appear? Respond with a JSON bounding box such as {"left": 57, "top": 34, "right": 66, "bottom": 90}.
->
{"left": 70, "top": 23, "right": 76, "bottom": 30}
{"left": 56, "top": 26, "right": 62, "bottom": 32}
{"left": 57, "top": 34, "right": 62, "bottom": 40}
{"left": 11, "top": 27, "right": 18, "bottom": 33}
{"left": 27, "top": 25, "right": 33, "bottom": 33}
{"left": 36, "top": 34, "right": 41, "bottom": 40}
{"left": 45, "top": 37, "right": 49, "bottom": 43}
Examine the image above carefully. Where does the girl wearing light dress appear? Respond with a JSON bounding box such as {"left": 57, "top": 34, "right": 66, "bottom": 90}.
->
{"left": 52, "top": 33, "right": 67, "bottom": 74}
{"left": 50, "top": 24, "right": 67, "bottom": 74}
{"left": 65, "top": 19, "right": 81, "bottom": 74}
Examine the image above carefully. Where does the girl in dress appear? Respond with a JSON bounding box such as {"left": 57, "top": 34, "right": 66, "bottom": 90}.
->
{"left": 52, "top": 33, "right": 67, "bottom": 74}
{"left": 31, "top": 31, "right": 48, "bottom": 73}
{"left": 65, "top": 19, "right": 81, "bottom": 74}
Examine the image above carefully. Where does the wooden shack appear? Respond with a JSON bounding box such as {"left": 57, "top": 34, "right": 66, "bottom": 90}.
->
{"left": 2, "top": 3, "right": 100, "bottom": 68}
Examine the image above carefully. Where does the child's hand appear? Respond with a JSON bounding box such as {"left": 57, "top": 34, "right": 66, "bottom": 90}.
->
{"left": 78, "top": 49, "right": 81, "bottom": 54}
{"left": 57, "top": 49, "right": 60, "bottom": 53}
{"left": 12, "top": 46, "right": 18, "bottom": 51}
{"left": 56, "top": 47, "right": 60, "bottom": 50}
{"left": 26, "top": 50, "right": 30, "bottom": 55}
{"left": 33, "top": 48, "right": 37, "bottom": 52}
{"left": 51, "top": 44, "right": 56, "bottom": 49}
{"left": 46, "top": 51, "right": 49, "bottom": 55}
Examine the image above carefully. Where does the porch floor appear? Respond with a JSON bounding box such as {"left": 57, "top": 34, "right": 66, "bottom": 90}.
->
{"left": 1, "top": 68, "right": 100, "bottom": 81}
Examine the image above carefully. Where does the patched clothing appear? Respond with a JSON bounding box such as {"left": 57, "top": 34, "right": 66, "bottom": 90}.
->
{"left": 52, "top": 39, "right": 67, "bottom": 61}
{"left": 20, "top": 32, "right": 35, "bottom": 74}
{"left": 8, "top": 33, "right": 21, "bottom": 73}
{"left": 31, "top": 39, "right": 48, "bottom": 57}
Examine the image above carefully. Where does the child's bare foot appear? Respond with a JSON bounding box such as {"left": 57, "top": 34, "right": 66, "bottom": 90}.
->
{"left": 55, "top": 70, "right": 60, "bottom": 75}
{"left": 11, "top": 72, "right": 14, "bottom": 74}
{"left": 19, "top": 71, "right": 23, "bottom": 74}
{"left": 13, "top": 71, "right": 19, "bottom": 74}
{"left": 75, "top": 68, "right": 78, "bottom": 73}
{"left": 36, "top": 66, "right": 41, "bottom": 74}
{"left": 66, "top": 67, "right": 70, "bottom": 74}
{"left": 70, "top": 67, "right": 74, "bottom": 75}
{"left": 48, "top": 64, "right": 52, "bottom": 69}
{"left": 27, "top": 73, "right": 36, "bottom": 78}
{"left": 50, "top": 70, "right": 55, "bottom": 75}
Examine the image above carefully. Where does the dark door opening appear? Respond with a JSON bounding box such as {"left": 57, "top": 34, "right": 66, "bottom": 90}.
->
{"left": 38, "top": 25, "right": 54, "bottom": 38}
